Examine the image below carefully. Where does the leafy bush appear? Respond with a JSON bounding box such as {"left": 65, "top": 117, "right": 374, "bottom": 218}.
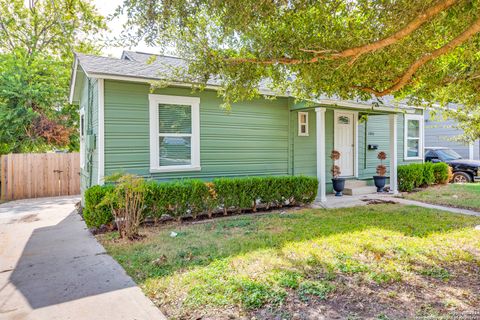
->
{"left": 397, "top": 162, "right": 450, "bottom": 192}
{"left": 83, "top": 175, "right": 318, "bottom": 227}
{"left": 397, "top": 164, "right": 422, "bottom": 192}
{"left": 422, "top": 162, "right": 436, "bottom": 186}
{"left": 100, "top": 174, "right": 148, "bottom": 240}
{"left": 432, "top": 162, "right": 449, "bottom": 184}
{"left": 83, "top": 184, "right": 114, "bottom": 228}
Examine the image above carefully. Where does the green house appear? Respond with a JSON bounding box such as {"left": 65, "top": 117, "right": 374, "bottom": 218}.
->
{"left": 70, "top": 51, "right": 425, "bottom": 203}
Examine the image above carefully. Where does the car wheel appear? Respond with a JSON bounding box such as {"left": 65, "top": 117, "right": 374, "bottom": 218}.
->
{"left": 452, "top": 172, "right": 472, "bottom": 183}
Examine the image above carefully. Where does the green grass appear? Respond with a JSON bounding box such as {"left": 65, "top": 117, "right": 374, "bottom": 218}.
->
{"left": 98, "top": 204, "right": 480, "bottom": 318}
{"left": 405, "top": 183, "right": 480, "bottom": 211}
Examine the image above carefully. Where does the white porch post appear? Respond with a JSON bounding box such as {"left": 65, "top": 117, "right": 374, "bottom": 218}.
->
{"left": 389, "top": 114, "right": 398, "bottom": 194}
{"left": 469, "top": 143, "right": 474, "bottom": 160}
{"left": 315, "top": 107, "right": 327, "bottom": 203}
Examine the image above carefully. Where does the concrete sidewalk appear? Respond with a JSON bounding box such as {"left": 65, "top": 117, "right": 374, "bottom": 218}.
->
{"left": 313, "top": 193, "right": 480, "bottom": 217}
{"left": 0, "top": 196, "right": 166, "bottom": 320}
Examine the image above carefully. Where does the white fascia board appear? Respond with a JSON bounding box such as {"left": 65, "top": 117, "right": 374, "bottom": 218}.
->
{"left": 68, "top": 58, "right": 78, "bottom": 104}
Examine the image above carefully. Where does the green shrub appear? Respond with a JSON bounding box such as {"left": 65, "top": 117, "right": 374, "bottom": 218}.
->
{"left": 397, "top": 164, "right": 421, "bottom": 192}
{"left": 397, "top": 162, "right": 451, "bottom": 192}
{"left": 432, "top": 162, "right": 449, "bottom": 184}
{"left": 422, "top": 162, "right": 436, "bottom": 186}
{"left": 100, "top": 174, "right": 148, "bottom": 239}
{"left": 83, "top": 184, "right": 115, "bottom": 228}
{"left": 83, "top": 175, "right": 318, "bottom": 225}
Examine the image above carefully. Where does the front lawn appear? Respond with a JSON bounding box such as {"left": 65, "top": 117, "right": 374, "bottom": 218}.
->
{"left": 405, "top": 183, "right": 480, "bottom": 211}
{"left": 98, "top": 205, "right": 480, "bottom": 319}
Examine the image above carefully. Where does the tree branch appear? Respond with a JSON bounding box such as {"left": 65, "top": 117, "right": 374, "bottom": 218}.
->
{"left": 227, "top": 0, "right": 459, "bottom": 65}
{"left": 354, "top": 16, "right": 480, "bottom": 97}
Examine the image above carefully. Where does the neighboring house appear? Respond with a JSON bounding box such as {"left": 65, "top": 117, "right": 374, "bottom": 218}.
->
{"left": 69, "top": 51, "right": 425, "bottom": 203}
{"left": 424, "top": 110, "right": 480, "bottom": 160}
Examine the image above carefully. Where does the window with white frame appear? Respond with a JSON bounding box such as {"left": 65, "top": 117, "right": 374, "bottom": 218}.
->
{"left": 298, "top": 111, "right": 309, "bottom": 136}
{"left": 404, "top": 114, "right": 423, "bottom": 160}
{"left": 149, "top": 94, "right": 200, "bottom": 172}
{"left": 80, "top": 110, "right": 85, "bottom": 169}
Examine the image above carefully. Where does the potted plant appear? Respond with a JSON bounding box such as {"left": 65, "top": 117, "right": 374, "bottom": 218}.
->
{"left": 374, "top": 151, "right": 387, "bottom": 192}
{"left": 331, "top": 150, "right": 345, "bottom": 196}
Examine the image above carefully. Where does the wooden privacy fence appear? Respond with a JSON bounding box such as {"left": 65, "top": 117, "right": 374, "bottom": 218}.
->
{"left": 1, "top": 153, "right": 80, "bottom": 200}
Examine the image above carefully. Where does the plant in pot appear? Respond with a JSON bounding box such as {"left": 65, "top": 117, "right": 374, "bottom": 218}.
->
{"left": 331, "top": 150, "right": 345, "bottom": 196}
{"left": 374, "top": 151, "right": 388, "bottom": 192}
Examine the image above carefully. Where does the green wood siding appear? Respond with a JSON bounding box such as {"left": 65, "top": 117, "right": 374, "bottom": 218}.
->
{"left": 292, "top": 109, "right": 317, "bottom": 177}
{"left": 104, "top": 80, "right": 290, "bottom": 180}
{"left": 358, "top": 113, "right": 422, "bottom": 179}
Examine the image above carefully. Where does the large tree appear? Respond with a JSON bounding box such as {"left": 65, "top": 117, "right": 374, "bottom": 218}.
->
{"left": 0, "top": 0, "right": 105, "bottom": 154}
{"left": 120, "top": 0, "right": 480, "bottom": 140}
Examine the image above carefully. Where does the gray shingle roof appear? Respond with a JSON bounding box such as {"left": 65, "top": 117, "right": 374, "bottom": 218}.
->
{"left": 75, "top": 50, "right": 416, "bottom": 109}
{"left": 76, "top": 51, "right": 190, "bottom": 81}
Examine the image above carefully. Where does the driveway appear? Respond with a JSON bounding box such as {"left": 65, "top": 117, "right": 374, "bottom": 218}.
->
{"left": 0, "top": 196, "right": 166, "bottom": 320}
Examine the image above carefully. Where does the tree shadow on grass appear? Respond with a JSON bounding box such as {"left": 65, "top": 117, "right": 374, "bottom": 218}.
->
{"left": 105, "top": 204, "right": 480, "bottom": 280}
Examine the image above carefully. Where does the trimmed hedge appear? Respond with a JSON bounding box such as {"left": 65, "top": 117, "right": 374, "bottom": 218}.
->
{"left": 83, "top": 185, "right": 115, "bottom": 228}
{"left": 397, "top": 162, "right": 450, "bottom": 192}
{"left": 83, "top": 176, "right": 318, "bottom": 228}
{"left": 433, "top": 162, "right": 450, "bottom": 184}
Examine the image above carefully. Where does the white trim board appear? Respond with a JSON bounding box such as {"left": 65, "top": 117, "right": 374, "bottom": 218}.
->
{"left": 315, "top": 107, "right": 327, "bottom": 203}
{"left": 148, "top": 94, "right": 201, "bottom": 173}
{"left": 97, "top": 79, "right": 105, "bottom": 185}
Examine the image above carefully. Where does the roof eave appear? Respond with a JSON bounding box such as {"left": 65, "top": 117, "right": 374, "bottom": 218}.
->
{"left": 87, "top": 72, "right": 286, "bottom": 97}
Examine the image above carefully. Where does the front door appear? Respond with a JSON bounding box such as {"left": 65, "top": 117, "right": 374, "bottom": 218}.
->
{"left": 334, "top": 111, "right": 355, "bottom": 177}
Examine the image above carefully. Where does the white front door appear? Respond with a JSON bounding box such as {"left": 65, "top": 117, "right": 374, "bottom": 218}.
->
{"left": 334, "top": 111, "right": 355, "bottom": 177}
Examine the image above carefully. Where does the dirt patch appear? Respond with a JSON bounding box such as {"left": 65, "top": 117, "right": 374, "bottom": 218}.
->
{"left": 9, "top": 213, "right": 40, "bottom": 224}
{"left": 362, "top": 198, "right": 398, "bottom": 205}
{"left": 251, "top": 264, "right": 480, "bottom": 320}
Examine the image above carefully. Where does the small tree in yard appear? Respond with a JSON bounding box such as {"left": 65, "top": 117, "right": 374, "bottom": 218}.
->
{"left": 102, "top": 174, "right": 147, "bottom": 240}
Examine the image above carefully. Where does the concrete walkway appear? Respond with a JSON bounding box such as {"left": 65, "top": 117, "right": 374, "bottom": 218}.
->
{"left": 0, "top": 196, "right": 166, "bottom": 320}
{"left": 313, "top": 193, "right": 480, "bottom": 217}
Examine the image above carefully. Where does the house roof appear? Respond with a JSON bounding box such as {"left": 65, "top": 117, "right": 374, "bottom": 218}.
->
{"left": 69, "top": 50, "right": 419, "bottom": 111}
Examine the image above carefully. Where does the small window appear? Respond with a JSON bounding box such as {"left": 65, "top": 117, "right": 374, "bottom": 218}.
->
{"left": 298, "top": 111, "right": 309, "bottom": 136}
{"left": 80, "top": 110, "right": 85, "bottom": 169}
{"left": 338, "top": 115, "right": 350, "bottom": 124}
{"left": 80, "top": 114, "right": 85, "bottom": 137}
{"left": 404, "top": 114, "right": 423, "bottom": 160}
{"left": 149, "top": 94, "right": 200, "bottom": 172}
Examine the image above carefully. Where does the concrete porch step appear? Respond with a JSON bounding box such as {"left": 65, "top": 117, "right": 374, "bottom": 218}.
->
{"left": 343, "top": 185, "right": 378, "bottom": 196}
{"left": 344, "top": 179, "right": 368, "bottom": 188}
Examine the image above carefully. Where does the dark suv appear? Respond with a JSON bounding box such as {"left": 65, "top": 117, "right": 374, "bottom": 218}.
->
{"left": 425, "top": 147, "right": 480, "bottom": 183}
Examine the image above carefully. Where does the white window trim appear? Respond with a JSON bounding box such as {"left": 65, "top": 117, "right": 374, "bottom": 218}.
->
{"left": 80, "top": 108, "right": 85, "bottom": 169}
{"left": 298, "top": 111, "right": 309, "bottom": 136}
{"left": 149, "top": 94, "right": 201, "bottom": 173}
{"left": 404, "top": 114, "right": 424, "bottom": 160}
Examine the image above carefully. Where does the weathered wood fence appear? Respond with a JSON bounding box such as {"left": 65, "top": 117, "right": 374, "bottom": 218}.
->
{"left": 1, "top": 153, "right": 80, "bottom": 200}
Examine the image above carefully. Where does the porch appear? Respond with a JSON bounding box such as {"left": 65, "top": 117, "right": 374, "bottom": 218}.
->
{"left": 315, "top": 108, "right": 399, "bottom": 203}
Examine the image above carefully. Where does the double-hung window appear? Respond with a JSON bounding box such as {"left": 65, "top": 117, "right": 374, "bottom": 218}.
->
{"left": 404, "top": 114, "right": 423, "bottom": 160}
{"left": 149, "top": 94, "right": 200, "bottom": 172}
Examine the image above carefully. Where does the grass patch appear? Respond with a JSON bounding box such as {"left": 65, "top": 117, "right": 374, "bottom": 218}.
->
{"left": 405, "top": 183, "right": 480, "bottom": 211}
{"left": 98, "top": 204, "right": 480, "bottom": 319}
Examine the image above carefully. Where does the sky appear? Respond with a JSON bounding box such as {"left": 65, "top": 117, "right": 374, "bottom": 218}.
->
{"left": 92, "top": 0, "right": 161, "bottom": 57}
